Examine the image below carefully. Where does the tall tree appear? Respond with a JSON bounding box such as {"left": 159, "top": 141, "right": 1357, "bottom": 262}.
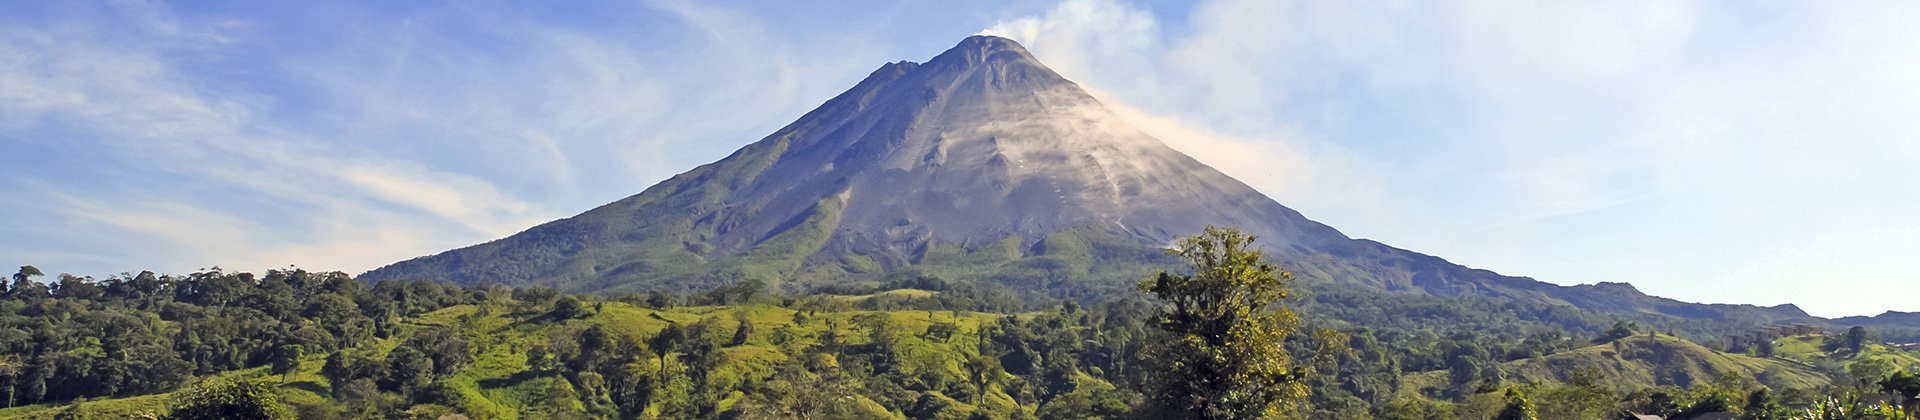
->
{"left": 0, "top": 355, "right": 19, "bottom": 408}
{"left": 321, "top": 352, "right": 353, "bottom": 391}
{"left": 1137, "top": 226, "right": 1309, "bottom": 419}
{"left": 649, "top": 323, "right": 687, "bottom": 378}
{"left": 731, "top": 310, "right": 755, "bottom": 347}
{"left": 1846, "top": 326, "right": 1870, "bottom": 355}
{"left": 270, "top": 344, "right": 304, "bottom": 383}
{"left": 9, "top": 265, "right": 43, "bottom": 294}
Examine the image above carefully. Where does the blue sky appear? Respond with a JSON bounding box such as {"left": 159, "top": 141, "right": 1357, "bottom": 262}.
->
{"left": 3, "top": 1, "right": 1915, "bottom": 317}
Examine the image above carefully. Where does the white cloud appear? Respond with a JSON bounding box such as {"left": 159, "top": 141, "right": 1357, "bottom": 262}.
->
{"left": 0, "top": 0, "right": 906, "bottom": 277}
{"left": 1094, "top": 91, "right": 1381, "bottom": 210}
{"left": 979, "top": 0, "right": 1389, "bottom": 218}
{"left": 981, "top": 0, "right": 1920, "bottom": 316}
{"left": 31, "top": 183, "right": 461, "bottom": 275}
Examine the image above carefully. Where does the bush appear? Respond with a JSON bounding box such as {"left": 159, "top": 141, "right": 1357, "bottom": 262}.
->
{"left": 161, "top": 380, "right": 288, "bottom": 420}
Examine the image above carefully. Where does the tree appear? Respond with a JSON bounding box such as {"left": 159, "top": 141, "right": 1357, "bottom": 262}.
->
{"left": 528, "top": 345, "right": 563, "bottom": 373}
{"left": 51, "top": 274, "right": 103, "bottom": 300}
{"left": 964, "top": 351, "right": 1002, "bottom": 405}
{"left": 649, "top": 323, "right": 687, "bottom": 377}
{"left": 321, "top": 352, "right": 354, "bottom": 391}
{"left": 407, "top": 327, "right": 472, "bottom": 378}
{"left": 731, "top": 310, "right": 755, "bottom": 347}
{"left": 1494, "top": 388, "right": 1537, "bottom": 420}
{"left": 1880, "top": 371, "right": 1920, "bottom": 410}
{"left": 1593, "top": 321, "right": 1637, "bottom": 344}
{"left": 645, "top": 291, "right": 675, "bottom": 309}
{"left": 1846, "top": 326, "right": 1870, "bottom": 355}
{"left": 854, "top": 313, "right": 898, "bottom": 370}
{"left": 380, "top": 347, "right": 434, "bottom": 394}
{"left": 1534, "top": 379, "right": 1618, "bottom": 420}
{"left": 0, "top": 355, "right": 20, "bottom": 408}
{"left": 1137, "top": 226, "right": 1309, "bottom": 419}
{"left": 571, "top": 325, "right": 617, "bottom": 373}
{"left": 1849, "top": 358, "right": 1899, "bottom": 390}
{"left": 1741, "top": 388, "right": 1787, "bottom": 420}
{"left": 10, "top": 265, "right": 43, "bottom": 295}
{"left": 19, "top": 360, "right": 50, "bottom": 405}
{"left": 161, "top": 380, "right": 288, "bottom": 420}
{"left": 270, "top": 344, "right": 304, "bottom": 383}
{"left": 553, "top": 295, "right": 586, "bottom": 319}
{"left": 924, "top": 322, "right": 957, "bottom": 343}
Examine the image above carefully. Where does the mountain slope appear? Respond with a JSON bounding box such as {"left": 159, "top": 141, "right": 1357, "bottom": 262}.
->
{"left": 364, "top": 36, "right": 1315, "bottom": 292}
{"left": 362, "top": 36, "right": 1822, "bottom": 326}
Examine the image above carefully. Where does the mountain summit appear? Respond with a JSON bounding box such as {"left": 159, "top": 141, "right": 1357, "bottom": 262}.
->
{"left": 361, "top": 37, "right": 1811, "bottom": 323}
{"left": 697, "top": 35, "right": 1332, "bottom": 262}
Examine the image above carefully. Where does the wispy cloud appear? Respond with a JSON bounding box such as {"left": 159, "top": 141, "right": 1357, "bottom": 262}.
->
{"left": 0, "top": 0, "right": 925, "bottom": 277}
{"left": 0, "top": 5, "right": 551, "bottom": 275}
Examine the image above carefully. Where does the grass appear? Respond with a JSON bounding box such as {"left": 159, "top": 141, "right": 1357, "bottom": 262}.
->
{"left": 830, "top": 288, "right": 940, "bottom": 305}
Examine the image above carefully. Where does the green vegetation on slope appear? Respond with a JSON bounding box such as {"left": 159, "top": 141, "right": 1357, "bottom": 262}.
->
{"left": 8, "top": 223, "right": 1919, "bottom": 420}
{"left": 0, "top": 262, "right": 1150, "bottom": 419}
{"left": 1405, "top": 333, "right": 1831, "bottom": 395}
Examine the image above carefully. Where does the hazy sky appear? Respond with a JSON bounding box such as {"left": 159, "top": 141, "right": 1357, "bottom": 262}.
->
{"left": 3, "top": 1, "right": 1915, "bottom": 317}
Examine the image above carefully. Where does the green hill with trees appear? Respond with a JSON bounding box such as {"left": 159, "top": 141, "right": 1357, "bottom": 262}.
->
{"left": 1405, "top": 333, "right": 1831, "bottom": 395}
{"left": 0, "top": 272, "right": 1057, "bottom": 419}
{"left": 3, "top": 228, "right": 1916, "bottom": 419}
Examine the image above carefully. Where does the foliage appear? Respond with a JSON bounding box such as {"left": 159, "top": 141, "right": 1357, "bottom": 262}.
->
{"left": 160, "top": 380, "right": 287, "bottom": 420}
{"left": 1493, "top": 387, "right": 1535, "bottom": 420}
{"left": 1138, "top": 226, "right": 1309, "bottom": 419}
{"left": 5, "top": 230, "right": 1918, "bottom": 419}
{"left": 1884, "top": 371, "right": 1920, "bottom": 410}
{"left": 1850, "top": 326, "right": 1874, "bottom": 355}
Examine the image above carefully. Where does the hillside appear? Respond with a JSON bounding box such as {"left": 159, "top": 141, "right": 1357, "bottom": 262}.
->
{"left": 8, "top": 297, "right": 1857, "bottom": 420}
{"left": 0, "top": 297, "right": 1034, "bottom": 419}
{"left": 5, "top": 265, "right": 1911, "bottom": 419}
{"left": 1406, "top": 334, "right": 1833, "bottom": 397}
{"left": 1770, "top": 334, "right": 1920, "bottom": 377}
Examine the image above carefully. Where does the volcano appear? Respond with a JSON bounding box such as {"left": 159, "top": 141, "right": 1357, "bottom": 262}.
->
{"left": 361, "top": 36, "right": 1813, "bottom": 323}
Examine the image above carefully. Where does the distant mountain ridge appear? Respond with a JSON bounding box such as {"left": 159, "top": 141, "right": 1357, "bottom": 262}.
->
{"left": 362, "top": 36, "right": 1858, "bottom": 328}
{"left": 1836, "top": 311, "right": 1920, "bottom": 329}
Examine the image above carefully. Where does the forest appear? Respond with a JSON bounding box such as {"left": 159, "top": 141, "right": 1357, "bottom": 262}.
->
{"left": 0, "top": 229, "right": 1916, "bottom": 419}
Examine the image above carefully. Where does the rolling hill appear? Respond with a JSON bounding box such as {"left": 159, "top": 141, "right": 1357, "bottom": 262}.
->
{"left": 1404, "top": 334, "right": 1833, "bottom": 398}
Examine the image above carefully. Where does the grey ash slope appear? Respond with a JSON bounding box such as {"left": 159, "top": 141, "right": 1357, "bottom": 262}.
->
{"left": 362, "top": 36, "right": 1812, "bottom": 324}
